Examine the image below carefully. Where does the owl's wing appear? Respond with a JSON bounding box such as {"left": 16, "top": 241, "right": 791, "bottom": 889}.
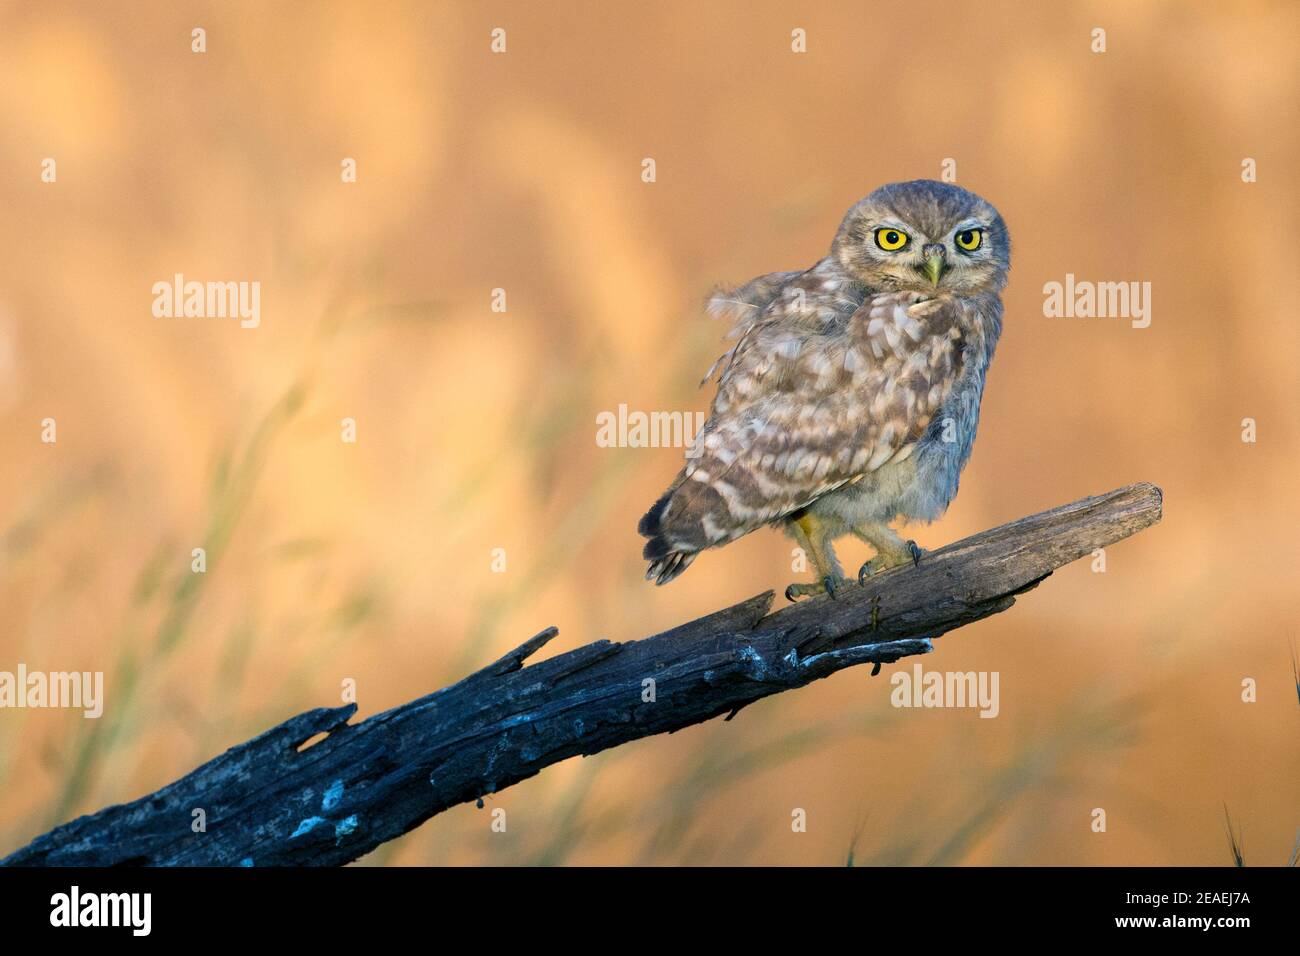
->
{"left": 698, "top": 269, "right": 804, "bottom": 385}
{"left": 640, "top": 291, "right": 972, "bottom": 582}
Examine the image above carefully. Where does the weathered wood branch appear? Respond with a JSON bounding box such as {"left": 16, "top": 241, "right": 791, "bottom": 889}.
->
{"left": 2, "top": 482, "right": 1162, "bottom": 866}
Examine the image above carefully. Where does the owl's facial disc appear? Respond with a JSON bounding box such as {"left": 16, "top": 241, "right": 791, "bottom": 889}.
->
{"left": 831, "top": 181, "right": 1010, "bottom": 295}
{"left": 847, "top": 214, "right": 998, "bottom": 293}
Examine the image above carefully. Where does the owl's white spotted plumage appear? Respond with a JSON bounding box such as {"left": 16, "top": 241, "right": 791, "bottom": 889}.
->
{"left": 639, "top": 180, "right": 1010, "bottom": 597}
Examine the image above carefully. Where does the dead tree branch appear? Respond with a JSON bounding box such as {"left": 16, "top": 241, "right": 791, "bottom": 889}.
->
{"left": 1, "top": 482, "right": 1162, "bottom": 866}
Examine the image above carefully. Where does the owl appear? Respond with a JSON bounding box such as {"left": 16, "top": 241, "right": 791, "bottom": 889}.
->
{"left": 639, "top": 180, "right": 1010, "bottom": 600}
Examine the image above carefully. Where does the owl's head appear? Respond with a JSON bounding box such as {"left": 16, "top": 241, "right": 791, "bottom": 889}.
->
{"left": 831, "top": 180, "right": 1010, "bottom": 295}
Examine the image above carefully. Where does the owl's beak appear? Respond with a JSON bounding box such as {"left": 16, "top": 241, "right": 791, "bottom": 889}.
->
{"left": 921, "top": 246, "right": 946, "bottom": 287}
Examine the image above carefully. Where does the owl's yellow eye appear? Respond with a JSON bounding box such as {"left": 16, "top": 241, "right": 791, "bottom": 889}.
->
{"left": 874, "top": 228, "right": 909, "bottom": 251}
{"left": 955, "top": 228, "right": 983, "bottom": 251}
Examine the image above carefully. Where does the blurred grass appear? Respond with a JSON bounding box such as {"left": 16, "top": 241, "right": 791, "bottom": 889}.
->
{"left": 44, "top": 379, "right": 308, "bottom": 828}
{"left": 1223, "top": 805, "right": 1245, "bottom": 867}
{"left": 859, "top": 694, "right": 1144, "bottom": 866}
{"left": 433, "top": 701, "right": 902, "bottom": 866}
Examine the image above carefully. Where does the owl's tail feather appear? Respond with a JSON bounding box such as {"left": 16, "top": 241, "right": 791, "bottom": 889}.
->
{"left": 639, "top": 482, "right": 722, "bottom": 585}
{"left": 645, "top": 550, "right": 698, "bottom": 586}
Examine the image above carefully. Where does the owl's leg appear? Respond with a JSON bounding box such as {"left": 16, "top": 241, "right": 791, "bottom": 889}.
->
{"left": 785, "top": 513, "right": 847, "bottom": 601}
{"left": 853, "top": 523, "right": 924, "bottom": 584}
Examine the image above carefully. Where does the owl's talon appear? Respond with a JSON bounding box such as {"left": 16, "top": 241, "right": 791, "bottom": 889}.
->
{"left": 858, "top": 547, "right": 917, "bottom": 582}
{"left": 857, "top": 557, "right": 885, "bottom": 582}
{"left": 785, "top": 574, "right": 846, "bottom": 602}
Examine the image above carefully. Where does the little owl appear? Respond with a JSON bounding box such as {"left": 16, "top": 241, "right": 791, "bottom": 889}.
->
{"left": 639, "top": 180, "right": 1010, "bottom": 600}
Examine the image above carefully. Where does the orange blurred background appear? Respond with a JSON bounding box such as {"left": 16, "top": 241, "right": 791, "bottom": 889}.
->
{"left": 0, "top": 0, "right": 1296, "bottom": 865}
